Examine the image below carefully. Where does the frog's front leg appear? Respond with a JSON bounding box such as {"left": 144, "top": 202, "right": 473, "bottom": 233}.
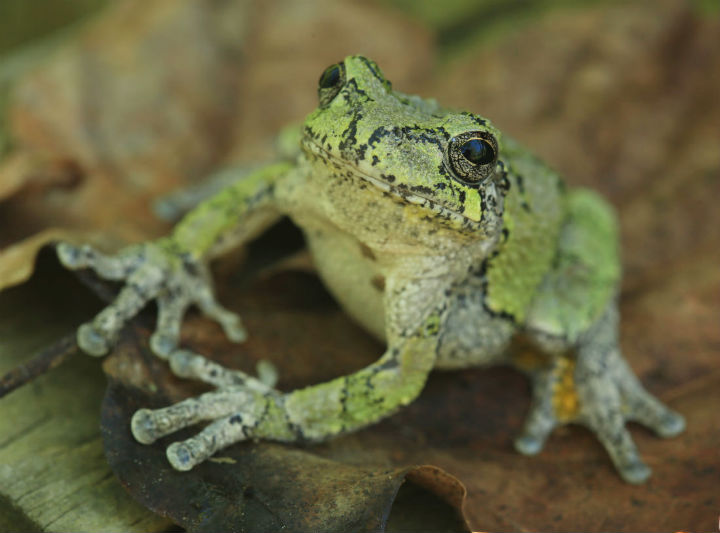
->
{"left": 57, "top": 162, "right": 294, "bottom": 358}
{"left": 516, "top": 303, "right": 684, "bottom": 484}
{"left": 130, "top": 279, "right": 444, "bottom": 470}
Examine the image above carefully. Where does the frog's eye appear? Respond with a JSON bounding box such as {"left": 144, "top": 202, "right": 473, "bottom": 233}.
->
{"left": 447, "top": 131, "right": 498, "bottom": 184}
{"left": 318, "top": 62, "right": 346, "bottom": 107}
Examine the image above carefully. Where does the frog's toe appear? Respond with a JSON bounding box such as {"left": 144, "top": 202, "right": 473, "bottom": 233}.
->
{"left": 166, "top": 413, "right": 254, "bottom": 471}
{"left": 133, "top": 387, "right": 271, "bottom": 470}
{"left": 515, "top": 403, "right": 556, "bottom": 455}
{"left": 131, "top": 408, "right": 160, "bottom": 445}
{"left": 618, "top": 458, "right": 652, "bottom": 485}
{"left": 624, "top": 387, "right": 685, "bottom": 438}
{"left": 515, "top": 434, "right": 545, "bottom": 456}
{"left": 581, "top": 393, "right": 652, "bottom": 483}
{"left": 166, "top": 442, "right": 195, "bottom": 471}
{"left": 655, "top": 411, "right": 686, "bottom": 438}
{"left": 56, "top": 242, "right": 136, "bottom": 280}
{"left": 168, "top": 349, "right": 273, "bottom": 392}
{"left": 515, "top": 370, "right": 558, "bottom": 455}
{"left": 77, "top": 322, "right": 113, "bottom": 356}
{"left": 131, "top": 388, "right": 260, "bottom": 446}
{"left": 149, "top": 294, "right": 190, "bottom": 358}
{"left": 601, "top": 431, "right": 651, "bottom": 485}
{"left": 78, "top": 270, "right": 163, "bottom": 356}
{"left": 196, "top": 288, "right": 247, "bottom": 343}
{"left": 633, "top": 400, "right": 685, "bottom": 438}
{"left": 256, "top": 359, "right": 279, "bottom": 388}
{"left": 149, "top": 333, "right": 177, "bottom": 359}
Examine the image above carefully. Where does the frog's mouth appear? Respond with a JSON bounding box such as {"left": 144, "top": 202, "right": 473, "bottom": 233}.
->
{"left": 302, "top": 138, "right": 494, "bottom": 231}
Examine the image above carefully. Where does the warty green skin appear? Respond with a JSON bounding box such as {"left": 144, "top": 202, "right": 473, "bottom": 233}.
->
{"left": 56, "top": 56, "right": 684, "bottom": 484}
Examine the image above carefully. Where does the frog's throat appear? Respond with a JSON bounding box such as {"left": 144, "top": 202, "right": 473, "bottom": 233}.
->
{"left": 302, "top": 139, "right": 495, "bottom": 232}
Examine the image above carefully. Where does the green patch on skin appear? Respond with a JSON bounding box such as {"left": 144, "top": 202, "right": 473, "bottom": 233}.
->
{"left": 171, "top": 161, "right": 293, "bottom": 258}
{"left": 484, "top": 138, "right": 566, "bottom": 323}
{"left": 525, "top": 188, "right": 620, "bottom": 343}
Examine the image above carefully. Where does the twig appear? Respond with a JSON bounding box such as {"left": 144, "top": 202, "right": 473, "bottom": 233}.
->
{"left": 74, "top": 268, "right": 119, "bottom": 304}
{"left": 0, "top": 266, "right": 139, "bottom": 399}
{"left": 0, "top": 332, "right": 78, "bottom": 399}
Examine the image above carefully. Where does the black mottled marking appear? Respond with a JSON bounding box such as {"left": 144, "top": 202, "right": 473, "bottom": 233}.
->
{"left": 410, "top": 184, "right": 433, "bottom": 195}
{"left": 340, "top": 78, "right": 370, "bottom": 106}
{"left": 128, "top": 282, "right": 148, "bottom": 299}
{"left": 230, "top": 414, "right": 243, "bottom": 424}
{"left": 437, "top": 163, "right": 450, "bottom": 178}
{"left": 380, "top": 173, "right": 396, "bottom": 183}
{"left": 373, "top": 355, "right": 399, "bottom": 373}
{"left": 371, "top": 275, "right": 385, "bottom": 292}
{"left": 338, "top": 110, "right": 362, "bottom": 159}
{"left": 367, "top": 124, "right": 450, "bottom": 153}
{"left": 357, "top": 56, "right": 386, "bottom": 85}
{"left": 303, "top": 125, "right": 319, "bottom": 141}
{"left": 473, "top": 252, "right": 518, "bottom": 324}
{"left": 460, "top": 111, "right": 488, "bottom": 127}
{"left": 359, "top": 242, "right": 376, "bottom": 261}
{"left": 339, "top": 376, "right": 349, "bottom": 414}
{"left": 368, "top": 126, "right": 389, "bottom": 148}
{"left": 371, "top": 155, "right": 380, "bottom": 166}
{"left": 496, "top": 160, "right": 511, "bottom": 193}
{"left": 514, "top": 174, "right": 531, "bottom": 211}
{"left": 478, "top": 189, "right": 489, "bottom": 225}
{"left": 181, "top": 253, "right": 200, "bottom": 277}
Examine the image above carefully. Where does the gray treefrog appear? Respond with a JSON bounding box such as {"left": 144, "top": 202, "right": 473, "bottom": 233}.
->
{"left": 56, "top": 56, "right": 684, "bottom": 484}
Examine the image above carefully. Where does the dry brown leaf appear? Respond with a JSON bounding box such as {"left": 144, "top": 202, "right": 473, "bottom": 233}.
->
{"left": 0, "top": 228, "right": 95, "bottom": 291}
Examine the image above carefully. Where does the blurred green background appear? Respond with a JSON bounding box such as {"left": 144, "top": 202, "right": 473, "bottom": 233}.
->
{"left": 2, "top": 0, "right": 717, "bottom": 59}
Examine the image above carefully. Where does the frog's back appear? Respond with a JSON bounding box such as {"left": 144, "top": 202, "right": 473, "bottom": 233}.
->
{"left": 481, "top": 136, "right": 567, "bottom": 324}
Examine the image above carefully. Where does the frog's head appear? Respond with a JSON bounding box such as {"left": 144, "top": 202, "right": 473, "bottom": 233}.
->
{"left": 301, "top": 55, "right": 507, "bottom": 235}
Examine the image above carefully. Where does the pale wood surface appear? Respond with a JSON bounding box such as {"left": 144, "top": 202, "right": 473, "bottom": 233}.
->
{"left": 0, "top": 262, "right": 171, "bottom": 532}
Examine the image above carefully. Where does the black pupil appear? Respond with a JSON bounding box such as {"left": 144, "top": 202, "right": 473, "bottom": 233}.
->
{"left": 460, "top": 138, "right": 495, "bottom": 165}
{"left": 319, "top": 65, "right": 340, "bottom": 89}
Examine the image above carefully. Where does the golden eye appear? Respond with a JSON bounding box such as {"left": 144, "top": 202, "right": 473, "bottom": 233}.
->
{"left": 448, "top": 131, "right": 498, "bottom": 184}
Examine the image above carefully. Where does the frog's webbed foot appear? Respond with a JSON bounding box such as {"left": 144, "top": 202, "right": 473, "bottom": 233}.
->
{"left": 132, "top": 385, "right": 280, "bottom": 471}
{"left": 131, "top": 349, "right": 283, "bottom": 470}
{"left": 56, "top": 241, "right": 246, "bottom": 358}
{"left": 516, "top": 310, "right": 684, "bottom": 484}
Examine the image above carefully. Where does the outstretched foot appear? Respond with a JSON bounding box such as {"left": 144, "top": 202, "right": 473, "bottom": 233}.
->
{"left": 130, "top": 351, "right": 293, "bottom": 471}
{"left": 515, "top": 350, "right": 684, "bottom": 484}
{"left": 56, "top": 240, "right": 246, "bottom": 358}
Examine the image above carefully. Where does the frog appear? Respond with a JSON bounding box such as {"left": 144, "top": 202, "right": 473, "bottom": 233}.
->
{"left": 56, "top": 55, "right": 684, "bottom": 484}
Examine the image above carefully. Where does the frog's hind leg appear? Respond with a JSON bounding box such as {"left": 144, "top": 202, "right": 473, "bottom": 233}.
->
{"left": 515, "top": 189, "right": 683, "bottom": 483}
{"left": 517, "top": 303, "right": 684, "bottom": 484}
